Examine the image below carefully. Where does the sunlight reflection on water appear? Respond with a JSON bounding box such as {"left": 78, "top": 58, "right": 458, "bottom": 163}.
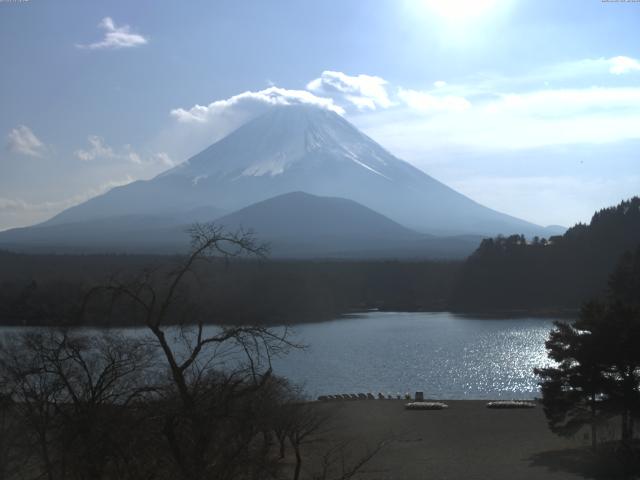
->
{"left": 270, "top": 312, "right": 562, "bottom": 400}
{"left": 0, "top": 312, "right": 563, "bottom": 400}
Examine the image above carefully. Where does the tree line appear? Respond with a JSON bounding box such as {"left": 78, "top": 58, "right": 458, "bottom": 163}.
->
{"left": 451, "top": 197, "right": 640, "bottom": 312}
{"left": 0, "top": 252, "right": 458, "bottom": 327}
{"left": 1, "top": 197, "right": 638, "bottom": 326}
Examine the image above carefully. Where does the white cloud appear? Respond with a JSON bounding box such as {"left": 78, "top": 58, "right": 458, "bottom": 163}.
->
{"left": 150, "top": 152, "right": 174, "bottom": 167}
{"left": 0, "top": 176, "right": 134, "bottom": 231}
{"left": 166, "top": 73, "right": 390, "bottom": 160}
{"left": 75, "top": 135, "right": 173, "bottom": 167}
{"left": 448, "top": 174, "right": 640, "bottom": 227}
{"left": 350, "top": 58, "right": 640, "bottom": 153}
{"left": 609, "top": 56, "right": 640, "bottom": 75}
{"left": 164, "top": 86, "right": 344, "bottom": 159}
{"left": 484, "top": 87, "right": 640, "bottom": 117}
{"left": 0, "top": 177, "right": 133, "bottom": 213}
{"left": 397, "top": 87, "right": 471, "bottom": 112}
{"left": 165, "top": 61, "right": 640, "bottom": 163}
{"left": 77, "top": 17, "right": 148, "bottom": 50}
{"left": 359, "top": 87, "right": 640, "bottom": 154}
{"left": 75, "top": 135, "right": 115, "bottom": 161}
{"left": 6, "top": 125, "right": 45, "bottom": 157}
{"left": 0, "top": 198, "right": 36, "bottom": 212}
{"left": 429, "top": 56, "right": 640, "bottom": 104}
{"left": 171, "top": 86, "right": 343, "bottom": 124}
{"left": 307, "top": 71, "right": 392, "bottom": 110}
{"left": 125, "top": 148, "right": 174, "bottom": 167}
{"left": 512, "top": 55, "right": 640, "bottom": 85}
{"left": 140, "top": 62, "right": 640, "bottom": 229}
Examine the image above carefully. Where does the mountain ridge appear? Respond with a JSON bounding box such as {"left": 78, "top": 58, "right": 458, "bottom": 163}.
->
{"left": 0, "top": 191, "right": 482, "bottom": 258}
{"left": 42, "top": 105, "right": 545, "bottom": 237}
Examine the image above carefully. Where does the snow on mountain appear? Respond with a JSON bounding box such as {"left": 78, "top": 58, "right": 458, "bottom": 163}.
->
{"left": 165, "top": 106, "right": 393, "bottom": 180}
{"left": 42, "top": 104, "right": 543, "bottom": 236}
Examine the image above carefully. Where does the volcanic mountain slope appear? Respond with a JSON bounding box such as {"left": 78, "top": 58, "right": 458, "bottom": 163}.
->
{"left": 41, "top": 104, "right": 545, "bottom": 237}
{"left": 0, "top": 192, "right": 482, "bottom": 258}
{"left": 214, "top": 192, "right": 481, "bottom": 258}
{"left": 0, "top": 208, "right": 225, "bottom": 254}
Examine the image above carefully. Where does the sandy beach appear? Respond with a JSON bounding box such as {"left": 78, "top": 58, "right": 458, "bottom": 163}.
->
{"left": 301, "top": 400, "right": 620, "bottom": 480}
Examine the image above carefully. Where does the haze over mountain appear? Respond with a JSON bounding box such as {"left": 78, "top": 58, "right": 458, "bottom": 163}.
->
{"left": 0, "top": 191, "right": 482, "bottom": 258}
{"left": 42, "top": 105, "right": 549, "bottom": 236}
{"left": 0, "top": 208, "right": 224, "bottom": 254}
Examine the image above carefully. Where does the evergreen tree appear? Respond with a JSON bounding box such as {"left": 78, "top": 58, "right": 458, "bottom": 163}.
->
{"left": 535, "top": 246, "right": 640, "bottom": 450}
{"left": 453, "top": 197, "right": 640, "bottom": 311}
{"left": 534, "top": 302, "right": 610, "bottom": 450}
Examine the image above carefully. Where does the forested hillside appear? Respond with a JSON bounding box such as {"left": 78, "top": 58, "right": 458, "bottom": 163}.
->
{"left": 0, "top": 252, "right": 459, "bottom": 326}
{"left": 2, "top": 198, "right": 638, "bottom": 325}
{"left": 451, "top": 197, "right": 640, "bottom": 312}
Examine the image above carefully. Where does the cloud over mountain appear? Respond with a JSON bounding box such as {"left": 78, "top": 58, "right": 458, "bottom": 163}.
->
{"left": 171, "top": 86, "right": 344, "bottom": 124}
{"left": 307, "top": 71, "right": 393, "bottom": 110}
{"left": 170, "top": 54, "right": 640, "bottom": 157}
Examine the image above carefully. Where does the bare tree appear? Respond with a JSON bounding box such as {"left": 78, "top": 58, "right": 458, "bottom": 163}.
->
{"left": 82, "top": 223, "right": 297, "bottom": 480}
{"left": 279, "top": 399, "right": 390, "bottom": 480}
{"left": 287, "top": 402, "right": 332, "bottom": 480}
{"left": 0, "top": 332, "right": 65, "bottom": 480}
{"left": 0, "top": 223, "right": 388, "bottom": 480}
{"left": 0, "top": 330, "right": 155, "bottom": 480}
{"left": 0, "top": 388, "right": 18, "bottom": 480}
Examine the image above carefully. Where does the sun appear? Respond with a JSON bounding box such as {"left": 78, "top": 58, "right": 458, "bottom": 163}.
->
{"left": 407, "top": 0, "right": 507, "bottom": 41}
{"left": 421, "top": 0, "right": 500, "bottom": 23}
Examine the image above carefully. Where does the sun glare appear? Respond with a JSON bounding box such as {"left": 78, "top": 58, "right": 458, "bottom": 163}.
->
{"left": 421, "top": 0, "right": 500, "bottom": 22}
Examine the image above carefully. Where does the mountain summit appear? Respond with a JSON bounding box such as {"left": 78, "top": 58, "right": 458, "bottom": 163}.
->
{"left": 168, "top": 105, "right": 392, "bottom": 179}
{"left": 43, "top": 105, "right": 541, "bottom": 236}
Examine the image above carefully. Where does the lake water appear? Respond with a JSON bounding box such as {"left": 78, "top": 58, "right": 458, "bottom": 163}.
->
{"left": 0, "top": 312, "right": 562, "bottom": 400}
{"left": 270, "top": 312, "right": 560, "bottom": 400}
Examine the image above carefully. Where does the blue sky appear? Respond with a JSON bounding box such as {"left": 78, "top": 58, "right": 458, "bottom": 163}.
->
{"left": 1, "top": 0, "right": 639, "bottom": 230}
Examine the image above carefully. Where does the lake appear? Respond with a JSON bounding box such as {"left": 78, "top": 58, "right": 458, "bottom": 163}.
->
{"left": 0, "top": 312, "right": 562, "bottom": 400}
{"left": 270, "top": 312, "right": 560, "bottom": 400}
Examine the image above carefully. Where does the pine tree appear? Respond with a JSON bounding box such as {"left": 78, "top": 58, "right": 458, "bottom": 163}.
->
{"left": 535, "top": 246, "right": 640, "bottom": 450}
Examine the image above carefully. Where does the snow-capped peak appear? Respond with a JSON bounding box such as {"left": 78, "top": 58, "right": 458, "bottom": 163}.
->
{"left": 168, "top": 104, "right": 401, "bottom": 180}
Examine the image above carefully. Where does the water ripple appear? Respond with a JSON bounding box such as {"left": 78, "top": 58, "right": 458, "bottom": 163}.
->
{"left": 271, "top": 312, "right": 560, "bottom": 400}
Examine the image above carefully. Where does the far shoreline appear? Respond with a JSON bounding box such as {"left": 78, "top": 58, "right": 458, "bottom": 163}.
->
{"left": 0, "top": 307, "right": 578, "bottom": 328}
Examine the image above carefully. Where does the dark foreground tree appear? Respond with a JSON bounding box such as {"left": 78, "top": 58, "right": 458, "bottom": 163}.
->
{"left": 535, "top": 246, "right": 640, "bottom": 451}
{"left": 1, "top": 223, "right": 388, "bottom": 480}
{"left": 0, "top": 388, "right": 17, "bottom": 480}
{"left": 0, "top": 330, "right": 156, "bottom": 480}
{"left": 81, "top": 224, "right": 298, "bottom": 480}
{"left": 534, "top": 302, "right": 612, "bottom": 450}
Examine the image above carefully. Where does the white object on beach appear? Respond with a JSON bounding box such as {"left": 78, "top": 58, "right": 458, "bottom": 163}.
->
{"left": 405, "top": 402, "right": 448, "bottom": 410}
{"left": 486, "top": 400, "right": 536, "bottom": 409}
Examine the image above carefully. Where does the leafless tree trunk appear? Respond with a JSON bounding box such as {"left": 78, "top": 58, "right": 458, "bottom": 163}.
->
{"left": 0, "top": 330, "right": 156, "bottom": 480}
{"left": 82, "top": 223, "right": 298, "bottom": 480}
{"left": 1, "top": 223, "right": 387, "bottom": 480}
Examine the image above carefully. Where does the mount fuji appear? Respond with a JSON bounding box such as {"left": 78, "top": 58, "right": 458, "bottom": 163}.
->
{"left": 0, "top": 105, "right": 557, "bottom": 256}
